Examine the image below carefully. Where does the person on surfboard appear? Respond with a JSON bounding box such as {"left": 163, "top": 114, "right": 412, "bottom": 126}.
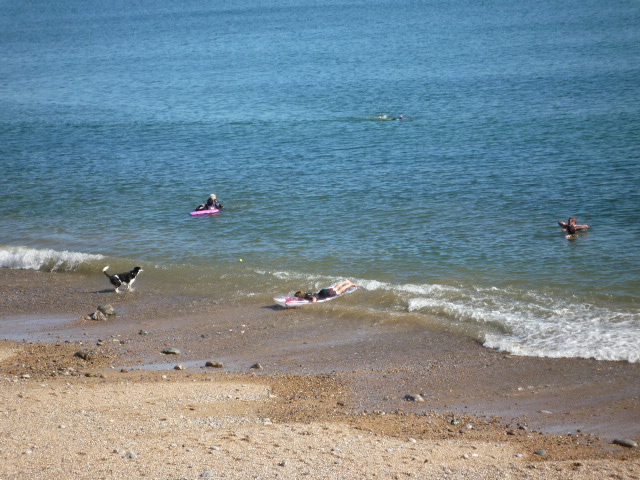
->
{"left": 196, "top": 194, "right": 223, "bottom": 211}
{"left": 294, "top": 279, "right": 358, "bottom": 303}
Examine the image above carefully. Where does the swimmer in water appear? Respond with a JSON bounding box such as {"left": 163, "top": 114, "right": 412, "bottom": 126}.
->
{"left": 375, "top": 114, "right": 407, "bottom": 121}
{"left": 558, "top": 217, "right": 589, "bottom": 239}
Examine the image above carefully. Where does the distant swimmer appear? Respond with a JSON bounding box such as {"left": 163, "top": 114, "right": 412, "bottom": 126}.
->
{"left": 375, "top": 114, "right": 407, "bottom": 121}
{"left": 558, "top": 217, "right": 589, "bottom": 239}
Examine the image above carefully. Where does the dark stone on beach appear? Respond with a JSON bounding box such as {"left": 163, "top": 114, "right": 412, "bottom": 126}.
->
{"left": 534, "top": 449, "right": 548, "bottom": 456}
{"left": 161, "top": 347, "right": 181, "bottom": 355}
{"left": 205, "top": 361, "right": 224, "bottom": 368}
{"left": 75, "top": 350, "right": 94, "bottom": 361}
{"left": 404, "top": 394, "right": 425, "bottom": 402}
{"left": 250, "top": 363, "right": 263, "bottom": 370}
{"left": 174, "top": 364, "right": 184, "bottom": 370}
{"left": 138, "top": 330, "right": 148, "bottom": 336}
{"left": 613, "top": 439, "right": 638, "bottom": 448}
{"left": 97, "top": 304, "right": 115, "bottom": 316}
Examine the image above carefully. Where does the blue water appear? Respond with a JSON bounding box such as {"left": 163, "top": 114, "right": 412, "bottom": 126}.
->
{"left": 1, "top": 0, "right": 639, "bottom": 362}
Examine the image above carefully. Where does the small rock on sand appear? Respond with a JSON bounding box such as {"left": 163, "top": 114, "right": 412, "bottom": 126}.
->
{"left": 404, "top": 394, "right": 425, "bottom": 402}
{"left": 205, "top": 361, "right": 224, "bottom": 368}
{"left": 613, "top": 439, "right": 638, "bottom": 448}
{"left": 161, "top": 347, "right": 181, "bottom": 355}
{"left": 75, "top": 350, "right": 94, "bottom": 361}
{"left": 97, "top": 304, "right": 115, "bottom": 316}
{"left": 89, "top": 310, "right": 107, "bottom": 321}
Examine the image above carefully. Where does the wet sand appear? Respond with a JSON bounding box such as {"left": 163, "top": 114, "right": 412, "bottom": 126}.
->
{"left": 0, "top": 268, "right": 638, "bottom": 479}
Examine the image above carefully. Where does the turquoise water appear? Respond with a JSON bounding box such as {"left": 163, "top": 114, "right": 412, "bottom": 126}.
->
{"left": 1, "top": 0, "right": 639, "bottom": 362}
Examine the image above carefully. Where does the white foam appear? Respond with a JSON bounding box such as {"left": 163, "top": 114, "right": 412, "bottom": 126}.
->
{"left": 0, "top": 246, "right": 103, "bottom": 272}
{"left": 403, "top": 281, "right": 640, "bottom": 363}
{"left": 271, "top": 270, "right": 368, "bottom": 290}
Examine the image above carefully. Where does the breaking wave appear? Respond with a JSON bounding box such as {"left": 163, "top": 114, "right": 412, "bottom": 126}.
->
{"left": 0, "top": 245, "right": 103, "bottom": 272}
{"left": 403, "top": 282, "right": 640, "bottom": 363}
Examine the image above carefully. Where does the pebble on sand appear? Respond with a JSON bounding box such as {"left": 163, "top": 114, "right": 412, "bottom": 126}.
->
{"left": 97, "top": 304, "right": 115, "bottom": 316}
{"left": 205, "top": 361, "right": 224, "bottom": 368}
{"left": 161, "top": 347, "right": 181, "bottom": 355}
{"left": 75, "top": 350, "right": 94, "bottom": 361}
{"left": 404, "top": 394, "right": 425, "bottom": 402}
{"left": 88, "top": 310, "right": 107, "bottom": 321}
{"left": 613, "top": 439, "right": 638, "bottom": 448}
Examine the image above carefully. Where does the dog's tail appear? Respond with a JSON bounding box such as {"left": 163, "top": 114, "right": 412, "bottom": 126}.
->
{"left": 103, "top": 266, "right": 110, "bottom": 277}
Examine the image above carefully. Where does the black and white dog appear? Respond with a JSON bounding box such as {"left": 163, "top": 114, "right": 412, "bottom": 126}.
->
{"left": 103, "top": 265, "right": 143, "bottom": 293}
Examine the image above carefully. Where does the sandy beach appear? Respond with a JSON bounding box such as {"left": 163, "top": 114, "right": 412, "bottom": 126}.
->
{"left": 0, "top": 268, "right": 638, "bottom": 479}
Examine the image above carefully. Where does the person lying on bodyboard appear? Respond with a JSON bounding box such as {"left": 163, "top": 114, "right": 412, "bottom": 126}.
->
{"left": 293, "top": 279, "right": 358, "bottom": 302}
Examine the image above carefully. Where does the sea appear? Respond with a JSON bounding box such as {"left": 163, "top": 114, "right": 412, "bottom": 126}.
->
{"left": 1, "top": 0, "right": 639, "bottom": 363}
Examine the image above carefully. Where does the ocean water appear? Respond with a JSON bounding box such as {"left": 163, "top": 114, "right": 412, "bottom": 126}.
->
{"left": 1, "top": 0, "right": 639, "bottom": 362}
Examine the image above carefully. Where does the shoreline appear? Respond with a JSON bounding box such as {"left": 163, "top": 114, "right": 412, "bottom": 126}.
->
{"left": 0, "top": 268, "right": 638, "bottom": 478}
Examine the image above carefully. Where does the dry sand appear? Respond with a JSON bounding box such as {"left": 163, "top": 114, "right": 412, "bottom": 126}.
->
{"left": 0, "top": 268, "right": 638, "bottom": 479}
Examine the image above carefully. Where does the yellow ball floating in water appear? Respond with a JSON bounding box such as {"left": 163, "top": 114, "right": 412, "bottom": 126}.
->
{"left": 239, "top": 259, "right": 243, "bottom": 262}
